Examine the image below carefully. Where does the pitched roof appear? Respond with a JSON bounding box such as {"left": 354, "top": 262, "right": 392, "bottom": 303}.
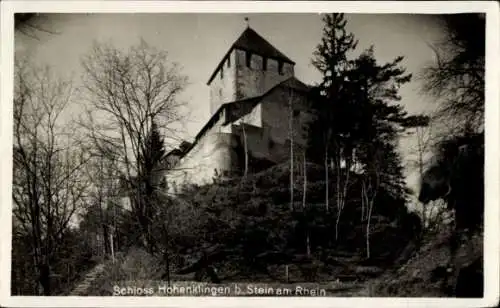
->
{"left": 177, "top": 77, "right": 310, "bottom": 160}
{"left": 207, "top": 27, "right": 295, "bottom": 85}
{"left": 233, "top": 27, "right": 294, "bottom": 64}
{"left": 278, "top": 76, "right": 311, "bottom": 93}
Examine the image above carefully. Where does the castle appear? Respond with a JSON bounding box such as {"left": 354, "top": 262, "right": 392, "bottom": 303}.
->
{"left": 165, "top": 26, "right": 313, "bottom": 192}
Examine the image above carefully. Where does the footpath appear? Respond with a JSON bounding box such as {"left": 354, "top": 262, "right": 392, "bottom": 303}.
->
{"left": 69, "top": 263, "right": 107, "bottom": 296}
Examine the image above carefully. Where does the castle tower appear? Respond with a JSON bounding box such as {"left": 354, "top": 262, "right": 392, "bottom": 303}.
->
{"left": 207, "top": 25, "right": 296, "bottom": 115}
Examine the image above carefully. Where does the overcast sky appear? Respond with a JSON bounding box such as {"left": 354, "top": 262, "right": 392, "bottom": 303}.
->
{"left": 15, "top": 13, "right": 447, "bottom": 201}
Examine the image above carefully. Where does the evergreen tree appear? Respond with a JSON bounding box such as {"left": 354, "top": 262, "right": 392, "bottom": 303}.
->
{"left": 309, "top": 14, "right": 428, "bottom": 244}
{"left": 310, "top": 13, "right": 359, "bottom": 165}
{"left": 136, "top": 120, "right": 167, "bottom": 253}
{"left": 349, "top": 47, "right": 413, "bottom": 198}
{"left": 310, "top": 14, "right": 358, "bottom": 234}
{"left": 346, "top": 47, "right": 428, "bottom": 256}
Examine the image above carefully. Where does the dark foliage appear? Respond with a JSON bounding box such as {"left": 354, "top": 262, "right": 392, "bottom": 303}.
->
{"left": 419, "top": 12, "right": 485, "bottom": 232}
{"left": 419, "top": 132, "right": 484, "bottom": 231}
{"left": 154, "top": 163, "right": 421, "bottom": 282}
{"left": 11, "top": 228, "right": 96, "bottom": 295}
{"left": 455, "top": 257, "right": 483, "bottom": 298}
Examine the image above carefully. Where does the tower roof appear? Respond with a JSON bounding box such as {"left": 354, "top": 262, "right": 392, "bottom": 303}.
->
{"left": 233, "top": 27, "right": 295, "bottom": 64}
{"left": 207, "top": 27, "right": 295, "bottom": 85}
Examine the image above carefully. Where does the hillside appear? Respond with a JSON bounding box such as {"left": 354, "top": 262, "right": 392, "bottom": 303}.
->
{"left": 79, "top": 162, "right": 435, "bottom": 295}
{"left": 371, "top": 228, "right": 483, "bottom": 297}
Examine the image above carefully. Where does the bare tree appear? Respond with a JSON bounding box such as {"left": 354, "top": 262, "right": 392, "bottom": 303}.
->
{"left": 333, "top": 139, "right": 351, "bottom": 242}
{"left": 79, "top": 39, "right": 187, "bottom": 252}
{"left": 420, "top": 14, "right": 485, "bottom": 136}
{"left": 242, "top": 124, "right": 249, "bottom": 177}
{"left": 12, "top": 59, "right": 90, "bottom": 295}
{"left": 288, "top": 89, "right": 295, "bottom": 211}
{"left": 302, "top": 151, "right": 311, "bottom": 257}
{"left": 81, "top": 151, "right": 122, "bottom": 257}
{"left": 15, "top": 13, "right": 58, "bottom": 40}
{"left": 408, "top": 121, "right": 434, "bottom": 231}
{"left": 360, "top": 149, "right": 382, "bottom": 259}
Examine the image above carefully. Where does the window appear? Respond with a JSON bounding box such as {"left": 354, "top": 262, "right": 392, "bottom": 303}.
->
{"left": 246, "top": 51, "right": 252, "bottom": 68}
{"left": 220, "top": 67, "right": 224, "bottom": 79}
{"left": 278, "top": 61, "right": 284, "bottom": 75}
{"left": 263, "top": 57, "right": 267, "bottom": 71}
{"left": 293, "top": 110, "right": 300, "bottom": 117}
{"left": 227, "top": 56, "right": 231, "bottom": 67}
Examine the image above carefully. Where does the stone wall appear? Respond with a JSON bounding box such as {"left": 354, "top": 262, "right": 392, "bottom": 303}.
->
{"left": 232, "top": 86, "right": 312, "bottom": 165}
{"left": 229, "top": 102, "right": 262, "bottom": 128}
{"left": 209, "top": 50, "right": 237, "bottom": 114}
{"left": 234, "top": 49, "right": 294, "bottom": 100}
{"left": 165, "top": 85, "right": 312, "bottom": 192}
{"left": 261, "top": 85, "right": 313, "bottom": 161}
{"left": 165, "top": 111, "right": 239, "bottom": 193}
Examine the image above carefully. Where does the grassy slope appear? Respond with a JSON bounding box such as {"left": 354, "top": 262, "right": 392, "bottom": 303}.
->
{"left": 369, "top": 228, "right": 483, "bottom": 297}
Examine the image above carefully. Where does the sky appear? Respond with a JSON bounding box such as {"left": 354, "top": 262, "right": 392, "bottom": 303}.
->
{"left": 15, "top": 13, "right": 447, "bottom": 203}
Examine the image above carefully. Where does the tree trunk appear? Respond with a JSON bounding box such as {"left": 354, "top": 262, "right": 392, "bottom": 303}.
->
{"left": 110, "top": 232, "right": 115, "bottom": 262}
{"left": 303, "top": 151, "right": 310, "bottom": 257}
{"left": 361, "top": 182, "right": 365, "bottom": 222}
{"left": 102, "top": 223, "right": 111, "bottom": 255}
{"left": 366, "top": 199, "right": 374, "bottom": 259}
{"left": 303, "top": 152, "right": 307, "bottom": 209}
{"left": 163, "top": 222, "right": 171, "bottom": 287}
{"left": 242, "top": 123, "right": 248, "bottom": 178}
{"left": 418, "top": 144, "right": 426, "bottom": 232}
{"left": 324, "top": 149, "right": 329, "bottom": 213}
{"left": 334, "top": 153, "right": 341, "bottom": 242}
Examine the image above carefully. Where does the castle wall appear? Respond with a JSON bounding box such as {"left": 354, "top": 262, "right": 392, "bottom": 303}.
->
{"left": 166, "top": 85, "right": 313, "bottom": 192}
{"left": 261, "top": 86, "right": 313, "bottom": 162}
{"left": 169, "top": 31, "right": 313, "bottom": 192}
{"left": 231, "top": 123, "right": 269, "bottom": 162}
{"left": 228, "top": 101, "right": 262, "bottom": 128}
{"left": 234, "top": 49, "right": 294, "bottom": 100}
{"left": 209, "top": 50, "right": 237, "bottom": 114}
{"left": 165, "top": 116, "right": 238, "bottom": 193}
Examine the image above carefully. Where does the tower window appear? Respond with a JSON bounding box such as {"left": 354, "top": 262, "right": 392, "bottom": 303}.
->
{"left": 263, "top": 57, "right": 267, "bottom": 71}
{"left": 246, "top": 51, "right": 252, "bottom": 68}
{"left": 278, "top": 61, "right": 284, "bottom": 75}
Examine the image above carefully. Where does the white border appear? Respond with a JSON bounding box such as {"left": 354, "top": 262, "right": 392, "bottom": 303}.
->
{"left": 1, "top": 1, "right": 499, "bottom": 308}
